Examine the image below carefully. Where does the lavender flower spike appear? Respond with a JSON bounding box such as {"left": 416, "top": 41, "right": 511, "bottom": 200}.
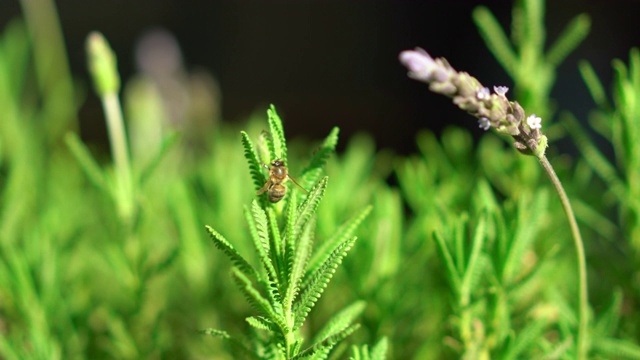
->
{"left": 399, "top": 48, "right": 449, "bottom": 83}
{"left": 399, "top": 47, "right": 548, "bottom": 158}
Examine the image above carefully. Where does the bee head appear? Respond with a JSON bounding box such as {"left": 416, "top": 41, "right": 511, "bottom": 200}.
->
{"left": 272, "top": 159, "right": 284, "bottom": 167}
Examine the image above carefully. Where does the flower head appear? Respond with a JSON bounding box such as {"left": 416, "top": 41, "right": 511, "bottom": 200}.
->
{"left": 399, "top": 48, "right": 448, "bottom": 83}
{"left": 493, "top": 86, "right": 509, "bottom": 97}
{"left": 476, "top": 87, "right": 490, "bottom": 100}
{"left": 526, "top": 114, "right": 542, "bottom": 130}
{"left": 478, "top": 117, "right": 491, "bottom": 131}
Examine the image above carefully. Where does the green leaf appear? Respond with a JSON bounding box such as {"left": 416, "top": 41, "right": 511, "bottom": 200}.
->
{"left": 592, "top": 337, "right": 640, "bottom": 359}
{"left": 307, "top": 205, "right": 372, "bottom": 276}
{"left": 502, "top": 191, "right": 547, "bottom": 283}
{"left": 433, "top": 230, "right": 462, "bottom": 294}
{"left": 199, "top": 328, "right": 258, "bottom": 359}
{"left": 312, "top": 301, "right": 365, "bottom": 345}
{"left": 284, "top": 188, "right": 299, "bottom": 276}
{"left": 267, "top": 104, "right": 287, "bottom": 163}
{"left": 245, "top": 202, "right": 282, "bottom": 307}
{"left": 284, "top": 217, "right": 315, "bottom": 313}
{"left": 561, "top": 112, "right": 625, "bottom": 200}
{"left": 205, "top": 225, "right": 259, "bottom": 281}
{"left": 294, "top": 177, "right": 328, "bottom": 241}
{"left": 230, "top": 267, "right": 286, "bottom": 332}
{"left": 546, "top": 14, "right": 590, "bottom": 67}
{"left": 460, "top": 211, "right": 487, "bottom": 305}
{"left": 593, "top": 290, "right": 622, "bottom": 338}
{"left": 473, "top": 6, "right": 518, "bottom": 77}
{"left": 137, "top": 132, "right": 178, "bottom": 187}
{"left": 246, "top": 316, "right": 276, "bottom": 332}
{"left": 241, "top": 130, "right": 266, "bottom": 193}
{"left": 301, "top": 126, "right": 339, "bottom": 189}
{"left": 65, "top": 133, "right": 107, "bottom": 191}
{"left": 579, "top": 60, "right": 610, "bottom": 110}
{"left": 370, "top": 337, "right": 389, "bottom": 360}
{"left": 294, "top": 236, "right": 358, "bottom": 330}
{"left": 293, "top": 324, "right": 360, "bottom": 359}
{"left": 503, "top": 317, "right": 549, "bottom": 359}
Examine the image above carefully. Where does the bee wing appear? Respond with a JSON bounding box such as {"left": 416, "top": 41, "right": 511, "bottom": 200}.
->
{"left": 287, "top": 175, "right": 309, "bottom": 194}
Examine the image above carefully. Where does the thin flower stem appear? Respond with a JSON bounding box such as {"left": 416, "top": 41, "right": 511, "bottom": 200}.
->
{"left": 538, "top": 154, "right": 588, "bottom": 360}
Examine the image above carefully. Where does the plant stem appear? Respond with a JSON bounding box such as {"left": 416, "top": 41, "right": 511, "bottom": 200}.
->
{"left": 102, "top": 92, "right": 134, "bottom": 222}
{"left": 538, "top": 154, "right": 588, "bottom": 359}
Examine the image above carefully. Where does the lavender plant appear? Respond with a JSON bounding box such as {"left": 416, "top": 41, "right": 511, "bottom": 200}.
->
{"left": 202, "top": 106, "right": 379, "bottom": 359}
{"left": 399, "top": 21, "right": 589, "bottom": 360}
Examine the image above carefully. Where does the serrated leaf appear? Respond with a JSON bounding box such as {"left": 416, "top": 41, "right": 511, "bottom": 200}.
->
{"left": 230, "top": 267, "right": 287, "bottom": 333}
{"left": 301, "top": 127, "right": 339, "bottom": 188}
{"left": 593, "top": 337, "right": 640, "bottom": 359}
{"left": 294, "top": 236, "right": 357, "bottom": 330}
{"left": 307, "top": 205, "right": 372, "bottom": 276}
{"left": 284, "top": 217, "right": 315, "bottom": 313}
{"left": 246, "top": 316, "right": 276, "bottom": 332}
{"left": 246, "top": 201, "right": 282, "bottom": 307}
{"left": 295, "top": 176, "right": 328, "bottom": 239}
{"left": 199, "top": 328, "right": 258, "bottom": 359}
{"left": 205, "top": 225, "right": 259, "bottom": 281}
{"left": 293, "top": 324, "right": 360, "bottom": 359}
{"left": 284, "top": 189, "right": 299, "bottom": 275}
{"left": 199, "top": 328, "right": 230, "bottom": 338}
{"left": 503, "top": 317, "right": 550, "bottom": 359}
{"left": 502, "top": 192, "right": 547, "bottom": 283}
{"left": 267, "top": 104, "right": 287, "bottom": 163}
{"left": 433, "top": 231, "right": 462, "bottom": 294}
{"left": 241, "top": 131, "right": 266, "bottom": 192}
{"left": 312, "top": 301, "right": 365, "bottom": 345}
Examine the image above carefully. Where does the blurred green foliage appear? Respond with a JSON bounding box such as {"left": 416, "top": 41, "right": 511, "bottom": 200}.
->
{"left": 1, "top": 0, "right": 640, "bottom": 359}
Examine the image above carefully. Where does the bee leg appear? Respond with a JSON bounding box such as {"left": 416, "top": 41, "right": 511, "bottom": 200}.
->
{"left": 257, "top": 181, "right": 272, "bottom": 195}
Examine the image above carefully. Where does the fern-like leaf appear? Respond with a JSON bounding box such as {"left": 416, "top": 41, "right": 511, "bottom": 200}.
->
{"left": 433, "top": 230, "right": 462, "bottom": 294}
{"left": 266, "top": 206, "right": 285, "bottom": 284}
{"left": 230, "top": 267, "right": 287, "bottom": 334}
{"left": 312, "top": 300, "right": 365, "bottom": 345}
{"left": 294, "top": 177, "right": 328, "bottom": 238}
{"left": 267, "top": 104, "right": 287, "bottom": 162}
{"left": 294, "top": 236, "right": 358, "bottom": 331}
{"left": 307, "top": 205, "right": 371, "bottom": 276}
{"left": 246, "top": 201, "right": 282, "bottom": 308}
{"left": 241, "top": 131, "right": 266, "bottom": 192}
{"left": 284, "top": 217, "right": 315, "bottom": 313}
{"left": 300, "top": 126, "right": 339, "bottom": 189}
{"left": 206, "top": 225, "right": 259, "bottom": 281}
{"left": 246, "top": 316, "right": 277, "bottom": 332}
{"left": 199, "top": 328, "right": 258, "bottom": 359}
{"left": 284, "top": 189, "right": 299, "bottom": 275}
{"left": 292, "top": 324, "right": 360, "bottom": 359}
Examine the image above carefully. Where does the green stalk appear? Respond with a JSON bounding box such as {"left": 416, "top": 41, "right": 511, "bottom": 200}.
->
{"left": 538, "top": 155, "right": 588, "bottom": 359}
{"left": 86, "top": 32, "right": 134, "bottom": 222}
{"left": 102, "top": 92, "right": 134, "bottom": 221}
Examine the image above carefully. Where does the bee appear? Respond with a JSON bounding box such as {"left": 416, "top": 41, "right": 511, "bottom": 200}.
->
{"left": 257, "top": 159, "right": 307, "bottom": 203}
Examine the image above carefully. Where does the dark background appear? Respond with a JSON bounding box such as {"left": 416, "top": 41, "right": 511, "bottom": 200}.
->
{"left": 2, "top": 0, "right": 639, "bottom": 155}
